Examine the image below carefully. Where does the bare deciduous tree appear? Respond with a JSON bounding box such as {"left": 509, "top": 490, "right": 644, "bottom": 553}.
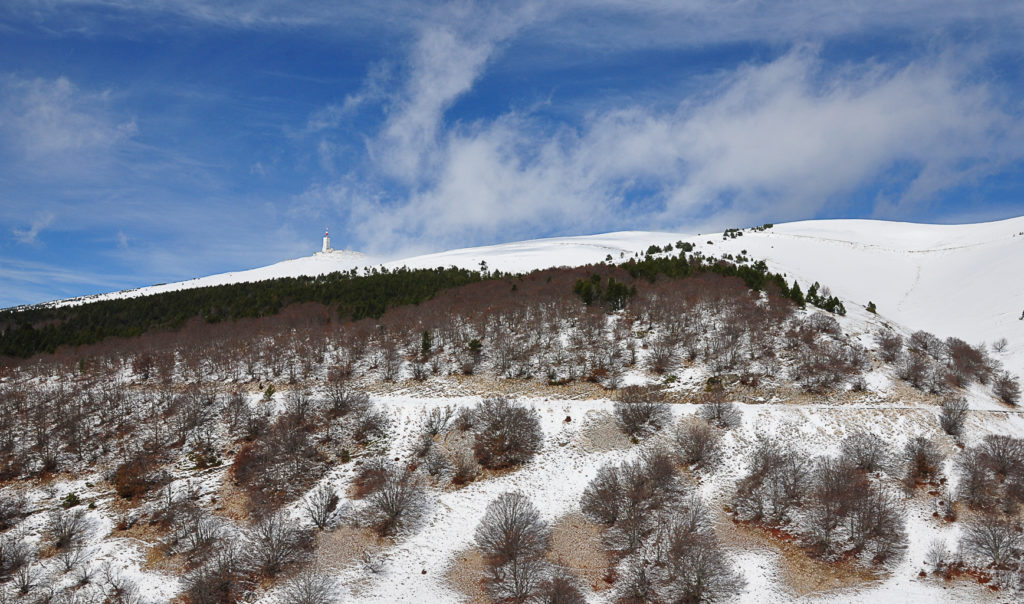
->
{"left": 473, "top": 397, "right": 543, "bottom": 469}
{"left": 245, "top": 512, "right": 312, "bottom": 578}
{"left": 279, "top": 566, "right": 339, "bottom": 604}
{"left": 614, "top": 385, "right": 671, "bottom": 438}
{"left": 939, "top": 396, "right": 969, "bottom": 437}
{"left": 962, "top": 514, "right": 1022, "bottom": 567}
{"left": 475, "top": 492, "right": 551, "bottom": 603}
{"left": 367, "top": 466, "right": 427, "bottom": 537}
{"left": 304, "top": 483, "right": 339, "bottom": 530}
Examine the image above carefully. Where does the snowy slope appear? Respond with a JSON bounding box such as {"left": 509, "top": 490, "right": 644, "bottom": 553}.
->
{"left": 45, "top": 217, "right": 1024, "bottom": 374}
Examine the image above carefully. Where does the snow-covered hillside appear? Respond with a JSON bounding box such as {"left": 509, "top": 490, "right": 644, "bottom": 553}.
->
{"left": 47, "top": 217, "right": 1024, "bottom": 376}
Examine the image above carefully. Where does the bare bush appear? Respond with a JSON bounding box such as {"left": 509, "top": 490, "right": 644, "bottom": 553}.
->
{"left": 245, "top": 512, "right": 312, "bottom": 578}
{"left": 366, "top": 465, "right": 427, "bottom": 537}
{"left": 303, "top": 483, "right": 339, "bottom": 530}
{"left": 0, "top": 491, "right": 25, "bottom": 531}
{"left": 535, "top": 576, "right": 586, "bottom": 604}
{"left": 324, "top": 382, "right": 370, "bottom": 418}
{"left": 841, "top": 432, "right": 890, "bottom": 473}
{"left": 994, "top": 372, "right": 1021, "bottom": 406}
{"left": 423, "top": 405, "right": 455, "bottom": 437}
{"left": 476, "top": 492, "right": 551, "bottom": 567}
{"left": 874, "top": 330, "right": 904, "bottom": 363}
{"left": 992, "top": 338, "right": 1008, "bottom": 353}
{"left": 902, "top": 437, "right": 944, "bottom": 490}
{"left": 49, "top": 508, "right": 87, "bottom": 551}
{"left": 475, "top": 492, "right": 551, "bottom": 603}
{"left": 675, "top": 418, "right": 721, "bottom": 470}
{"left": 580, "top": 464, "right": 621, "bottom": 526}
{"left": 732, "top": 439, "right": 810, "bottom": 524}
{"left": 473, "top": 397, "right": 543, "bottom": 469}
{"left": 939, "top": 396, "right": 969, "bottom": 437}
{"left": 279, "top": 566, "right": 339, "bottom": 604}
{"left": 962, "top": 514, "right": 1022, "bottom": 567}
{"left": 978, "top": 435, "right": 1024, "bottom": 478}
{"left": 958, "top": 449, "right": 998, "bottom": 509}
{"left": 700, "top": 399, "right": 741, "bottom": 430}
{"left": 0, "top": 535, "right": 29, "bottom": 579}
{"left": 181, "top": 540, "right": 247, "bottom": 604}
{"left": 846, "top": 489, "right": 905, "bottom": 562}
{"left": 614, "top": 385, "right": 671, "bottom": 438}
{"left": 910, "top": 330, "right": 945, "bottom": 358}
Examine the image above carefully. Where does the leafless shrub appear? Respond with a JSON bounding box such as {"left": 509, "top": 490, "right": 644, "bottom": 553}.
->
{"left": 846, "top": 489, "right": 905, "bottom": 562}
{"left": 945, "top": 337, "right": 991, "bottom": 387}
{"left": 580, "top": 465, "right": 621, "bottom": 526}
{"left": 303, "top": 483, "right": 339, "bottom": 530}
{"left": 994, "top": 372, "right": 1021, "bottom": 406}
{"left": 700, "top": 399, "right": 741, "bottom": 430}
{"left": 476, "top": 492, "right": 551, "bottom": 567}
{"left": 55, "top": 546, "right": 87, "bottom": 573}
{"left": 580, "top": 451, "right": 683, "bottom": 553}
{"left": 423, "top": 405, "right": 455, "bottom": 437}
{"left": 99, "top": 563, "right": 141, "bottom": 604}
{"left": 366, "top": 465, "right": 427, "bottom": 537}
{"left": 910, "top": 330, "right": 945, "bottom": 358}
{"left": 324, "top": 382, "right": 370, "bottom": 418}
{"left": 475, "top": 492, "right": 551, "bottom": 603}
{"left": 473, "top": 397, "right": 543, "bottom": 469}
{"left": 0, "top": 491, "right": 25, "bottom": 531}
{"left": 840, "top": 432, "right": 890, "bottom": 473}
{"left": 616, "top": 558, "right": 655, "bottom": 603}
{"left": 49, "top": 508, "right": 87, "bottom": 551}
{"left": 962, "top": 514, "right": 1022, "bottom": 567}
{"left": 806, "top": 312, "right": 842, "bottom": 336}
{"left": 0, "top": 534, "right": 29, "bottom": 578}
{"left": 874, "top": 329, "right": 904, "bottom": 363}
{"left": 978, "top": 435, "right": 1024, "bottom": 478}
{"left": 615, "top": 498, "right": 744, "bottom": 603}
{"left": 12, "top": 564, "right": 39, "bottom": 596}
{"left": 171, "top": 503, "right": 220, "bottom": 560}
{"left": 958, "top": 449, "right": 998, "bottom": 509}
{"left": 926, "top": 539, "right": 950, "bottom": 573}
{"left": 535, "top": 576, "right": 586, "bottom": 604}
{"left": 614, "top": 385, "right": 671, "bottom": 438}
{"left": 450, "top": 447, "right": 479, "bottom": 486}
{"left": 902, "top": 437, "right": 944, "bottom": 490}
{"left": 732, "top": 439, "right": 810, "bottom": 524}
{"left": 279, "top": 566, "right": 339, "bottom": 604}
{"left": 245, "top": 512, "right": 313, "bottom": 578}
{"left": 423, "top": 450, "right": 450, "bottom": 477}
{"left": 454, "top": 406, "right": 475, "bottom": 431}
{"left": 793, "top": 339, "right": 868, "bottom": 392}
{"left": 352, "top": 406, "right": 391, "bottom": 445}
{"left": 939, "top": 396, "right": 969, "bottom": 437}
{"left": 181, "top": 540, "right": 247, "bottom": 604}
{"left": 805, "top": 457, "right": 870, "bottom": 555}
{"left": 992, "top": 338, "right": 1009, "bottom": 353}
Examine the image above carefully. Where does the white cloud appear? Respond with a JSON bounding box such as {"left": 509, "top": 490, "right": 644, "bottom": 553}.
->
{"left": 12, "top": 211, "right": 55, "bottom": 244}
{"left": 333, "top": 47, "right": 1021, "bottom": 252}
{"left": 0, "top": 75, "right": 137, "bottom": 159}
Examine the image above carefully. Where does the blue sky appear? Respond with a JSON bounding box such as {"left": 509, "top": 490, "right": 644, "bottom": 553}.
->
{"left": 1, "top": 1, "right": 1023, "bottom": 307}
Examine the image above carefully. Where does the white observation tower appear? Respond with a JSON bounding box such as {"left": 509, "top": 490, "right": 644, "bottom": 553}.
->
{"left": 322, "top": 227, "right": 332, "bottom": 253}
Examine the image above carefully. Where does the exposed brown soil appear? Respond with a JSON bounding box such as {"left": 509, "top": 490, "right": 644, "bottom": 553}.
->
{"left": 718, "top": 517, "right": 883, "bottom": 597}
{"left": 315, "top": 525, "right": 385, "bottom": 570}
{"left": 446, "top": 547, "right": 491, "bottom": 604}
{"left": 547, "top": 512, "right": 614, "bottom": 592}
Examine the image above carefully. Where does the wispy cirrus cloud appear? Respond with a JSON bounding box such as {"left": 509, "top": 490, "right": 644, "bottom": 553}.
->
{"left": 0, "top": 75, "right": 137, "bottom": 160}
{"left": 12, "top": 211, "right": 56, "bottom": 244}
